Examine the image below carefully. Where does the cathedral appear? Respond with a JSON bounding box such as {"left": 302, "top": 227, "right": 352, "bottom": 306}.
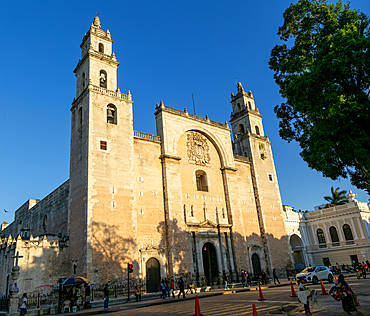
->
{"left": 0, "top": 16, "right": 292, "bottom": 294}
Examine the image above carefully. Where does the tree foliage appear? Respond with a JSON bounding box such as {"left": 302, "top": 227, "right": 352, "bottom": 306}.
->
{"left": 269, "top": 0, "right": 370, "bottom": 194}
{"left": 324, "top": 186, "right": 349, "bottom": 205}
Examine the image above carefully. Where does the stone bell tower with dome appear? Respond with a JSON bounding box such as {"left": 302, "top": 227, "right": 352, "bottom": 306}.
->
{"left": 68, "top": 15, "right": 136, "bottom": 279}
{"left": 230, "top": 82, "right": 290, "bottom": 273}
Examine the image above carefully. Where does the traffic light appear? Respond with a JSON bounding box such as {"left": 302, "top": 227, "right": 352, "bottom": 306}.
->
{"left": 128, "top": 263, "right": 133, "bottom": 273}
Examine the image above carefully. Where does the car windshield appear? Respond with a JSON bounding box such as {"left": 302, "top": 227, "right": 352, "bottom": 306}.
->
{"left": 301, "top": 267, "right": 315, "bottom": 273}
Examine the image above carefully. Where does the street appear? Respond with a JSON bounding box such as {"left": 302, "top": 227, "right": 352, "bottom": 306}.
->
{"left": 107, "top": 278, "right": 370, "bottom": 315}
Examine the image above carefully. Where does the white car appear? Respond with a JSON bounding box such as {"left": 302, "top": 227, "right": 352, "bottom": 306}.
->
{"left": 296, "top": 266, "right": 333, "bottom": 284}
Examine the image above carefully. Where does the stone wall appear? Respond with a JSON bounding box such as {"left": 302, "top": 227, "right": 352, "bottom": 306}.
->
{"left": 1, "top": 181, "right": 69, "bottom": 239}
{"left": 0, "top": 235, "right": 69, "bottom": 295}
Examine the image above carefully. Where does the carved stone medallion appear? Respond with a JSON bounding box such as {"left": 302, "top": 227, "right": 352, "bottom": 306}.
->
{"left": 186, "top": 132, "right": 210, "bottom": 165}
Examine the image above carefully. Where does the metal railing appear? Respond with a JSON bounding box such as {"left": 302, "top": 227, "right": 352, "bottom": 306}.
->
{"left": 0, "top": 297, "right": 9, "bottom": 311}
{"left": 319, "top": 244, "right": 327, "bottom": 248}
{"left": 331, "top": 242, "right": 340, "bottom": 247}
{"left": 27, "top": 293, "right": 56, "bottom": 309}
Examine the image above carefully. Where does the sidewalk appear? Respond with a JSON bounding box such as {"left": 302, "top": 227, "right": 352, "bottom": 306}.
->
{"left": 34, "top": 273, "right": 358, "bottom": 316}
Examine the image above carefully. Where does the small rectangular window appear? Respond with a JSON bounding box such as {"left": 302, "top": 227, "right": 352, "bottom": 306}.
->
{"left": 268, "top": 174, "right": 273, "bottom": 181}
{"left": 100, "top": 141, "right": 107, "bottom": 150}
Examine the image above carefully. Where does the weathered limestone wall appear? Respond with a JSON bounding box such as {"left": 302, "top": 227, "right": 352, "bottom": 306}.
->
{"left": 87, "top": 90, "right": 135, "bottom": 284}
{"left": 227, "top": 159, "right": 264, "bottom": 274}
{"left": 133, "top": 138, "right": 166, "bottom": 278}
{"left": 0, "top": 236, "right": 69, "bottom": 295}
{"left": 1, "top": 181, "right": 69, "bottom": 239}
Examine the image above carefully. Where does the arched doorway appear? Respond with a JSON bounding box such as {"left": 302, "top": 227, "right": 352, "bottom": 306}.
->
{"left": 146, "top": 258, "right": 160, "bottom": 293}
{"left": 251, "top": 253, "right": 261, "bottom": 277}
{"left": 290, "top": 234, "right": 305, "bottom": 270}
{"left": 202, "top": 242, "right": 219, "bottom": 285}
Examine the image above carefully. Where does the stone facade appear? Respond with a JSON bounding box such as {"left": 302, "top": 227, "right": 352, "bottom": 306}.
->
{"left": 284, "top": 199, "right": 370, "bottom": 268}
{"left": 0, "top": 16, "right": 293, "bottom": 294}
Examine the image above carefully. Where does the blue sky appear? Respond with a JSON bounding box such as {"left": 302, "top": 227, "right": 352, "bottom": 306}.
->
{"left": 1, "top": 0, "right": 369, "bottom": 225}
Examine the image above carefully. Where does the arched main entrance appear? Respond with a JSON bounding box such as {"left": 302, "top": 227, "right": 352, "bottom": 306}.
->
{"left": 290, "top": 234, "right": 305, "bottom": 270}
{"left": 252, "top": 253, "right": 261, "bottom": 277}
{"left": 146, "top": 258, "right": 160, "bottom": 293}
{"left": 202, "top": 242, "right": 219, "bottom": 285}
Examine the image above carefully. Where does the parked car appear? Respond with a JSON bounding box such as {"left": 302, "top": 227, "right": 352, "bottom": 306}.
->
{"left": 296, "top": 266, "right": 333, "bottom": 284}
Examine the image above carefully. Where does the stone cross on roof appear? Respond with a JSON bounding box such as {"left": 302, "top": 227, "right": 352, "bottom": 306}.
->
{"left": 11, "top": 251, "right": 23, "bottom": 266}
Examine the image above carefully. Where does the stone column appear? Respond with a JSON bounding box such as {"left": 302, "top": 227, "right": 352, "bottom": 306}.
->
{"left": 8, "top": 265, "right": 21, "bottom": 316}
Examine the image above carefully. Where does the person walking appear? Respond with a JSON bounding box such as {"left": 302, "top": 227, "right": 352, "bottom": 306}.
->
{"left": 160, "top": 280, "right": 167, "bottom": 299}
{"left": 223, "top": 271, "right": 229, "bottom": 290}
{"left": 164, "top": 278, "right": 170, "bottom": 298}
{"left": 170, "top": 279, "right": 175, "bottom": 298}
{"left": 335, "top": 274, "right": 362, "bottom": 315}
{"left": 177, "top": 277, "right": 186, "bottom": 298}
{"left": 19, "top": 293, "right": 30, "bottom": 316}
{"left": 241, "top": 270, "right": 245, "bottom": 288}
{"left": 103, "top": 284, "right": 109, "bottom": 310}
{"left": 261, "top": 270, "right": 267, "bottom": 285}
{"left": 298, "top": 279, "right": 312, "bottom": 315}
{"left": 134, "top": 285, "right": 141, "bottom": 302}
{"left": 273, "top": 269, "right": 280, "bottom": 285}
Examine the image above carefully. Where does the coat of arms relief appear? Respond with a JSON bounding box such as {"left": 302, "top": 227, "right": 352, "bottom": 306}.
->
{"left": 186, "top": 132, "right": 211, "bottom": 165}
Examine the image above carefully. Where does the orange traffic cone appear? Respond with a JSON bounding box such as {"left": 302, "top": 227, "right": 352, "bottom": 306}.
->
{"left": 290, "top": 281, "right": 297, "bottom": 297}
{"left": 252, "top": 303, "right": 258, "bottom": 316}
{"left": 258, "top": 284, "right": 265, "bottom": 301}
{"left": 320, "top": 279, "right": 328, "bottom": 295}
{"left": 194, "top": 295, "right": 201, "bottom": 316}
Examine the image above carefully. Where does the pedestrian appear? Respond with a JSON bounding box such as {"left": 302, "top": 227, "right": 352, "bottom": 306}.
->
{"left": 165, "top": 278, "right": 170, "bottom": 298}
{"left": 336, "top": 262, "right": 342, "bottom": 275}
{"left": 241, "top": 270, "right": 245, "bottom": 288}
{"left": 134, "top": 285, "right": 141, "bottom": 302}
{"left": 160, "top": 279, "right": 167, "bottom": 299}
{"left": 261, "top": 270, "right": 267, "bottom": 285}
{"left": 246, "top": 271, "right": 251, "bottom": 287}
{"left": 170, "top": 279, "right": 175, "bottom": 298}
{"left": 177, "top": 277, "right": 186, "bottom": 298}
{"left": 335, "top": 274, "right": 362, "bottom": 315}
{"left": 273, "top": 269, "right": 280, "bottom": 285}
{"left": 19, "top": 293, "right": 30, "bottom": 316}
{"left": 298, "top": 279, "right": 313, "bottom": 315}
{"left": 223, "top": 271, "right": 229, "bottom": 290}
{"left": 103, "top": 284, "right": 109, "bottom": 310}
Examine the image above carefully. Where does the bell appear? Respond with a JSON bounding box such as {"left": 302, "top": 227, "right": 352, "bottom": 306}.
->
{"left": 107, "top": 109, "right": 114, "bottom": 121}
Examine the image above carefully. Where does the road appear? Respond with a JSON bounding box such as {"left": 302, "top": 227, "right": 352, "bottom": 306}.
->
{"left": 107, "top": 278, "right": 370, "bottom": 315}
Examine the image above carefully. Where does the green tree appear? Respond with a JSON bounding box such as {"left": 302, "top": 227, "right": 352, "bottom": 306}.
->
{"left": 324, "top": 186, "right": 349, "bottom": 205}
{"left": 269, "top": 0, "right": 370, "bottom": 194}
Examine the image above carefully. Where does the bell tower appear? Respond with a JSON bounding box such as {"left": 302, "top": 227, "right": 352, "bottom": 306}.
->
{"left": 230, "top": 82, "right": 290, "bottom": 275}
{"left": 68, "top": 16, "right": 136, "bottom": 282}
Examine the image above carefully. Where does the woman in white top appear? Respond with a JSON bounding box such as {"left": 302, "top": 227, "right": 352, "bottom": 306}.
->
{"left": 20, "top": 293, "right": 30, "bottom": 316}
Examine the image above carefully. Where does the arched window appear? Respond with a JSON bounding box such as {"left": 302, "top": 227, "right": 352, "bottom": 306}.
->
{"left": 78, "top": 108, "right": 82, "bottom": 129}
{"left": 222, "top": 208, "right": 225, "bottom": 218}
{"left": 190, "top": 205, "right": 194, "bottom": 217}
{"left": 196, "top": 170, "right": 208, "bottom": 192}
{"left": 343, "top": 224, "right": 354, "bottom": 241}
{"left": 329, "top": 226, "right": 339, "bottom": 243}
{"left": 248, "top": 101, "right": 252, "bottom": 110}
{"left": 317, "top": 228, "right": 326, "bottom": 244}
{"left": 107, "top": 104, "right": 117, "bottom": 124}
{"left": 183, "top": 205, "right": 187, "bottom": 223}
{"left": 43, "top": 215, "right": 47, "bottom": 231}
{"left": 237, "top": 103, "right": 241, "bottom": 112}
{"left": 238, "top": 124, "right": 245, "bottom": 134}
{"left": 255, "top": 126, "right": 260, "bottom": 135}
{"left": 99, "top": 43, "right": 104, "bottom": 53}
{"left": 82, "top": 73, "right": 85, "bottom": 90}
{"left": 99, "top": 70, "right": 107, "bottom": 88}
